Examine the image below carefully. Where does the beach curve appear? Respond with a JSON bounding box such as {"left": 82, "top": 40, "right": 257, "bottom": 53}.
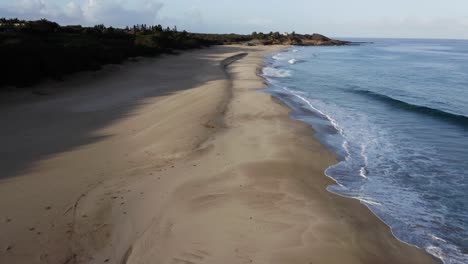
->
{"left": 0, "top": 45, "right": 437, "bottom": 264}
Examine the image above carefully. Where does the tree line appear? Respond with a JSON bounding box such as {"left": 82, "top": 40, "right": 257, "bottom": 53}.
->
{"left": 0, "top": 18, "right": 301, "bottom": 88}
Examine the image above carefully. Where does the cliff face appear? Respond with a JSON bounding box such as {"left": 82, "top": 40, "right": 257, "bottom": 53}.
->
{"left": 287, "top": 33, "right": 350, "bottom": 46}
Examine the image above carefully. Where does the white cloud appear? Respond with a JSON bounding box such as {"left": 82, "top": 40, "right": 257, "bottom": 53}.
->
{"left": 79, "top": 0, "right": 163, "bottom": 26}
{"left": 63, "top": 2, "right": 82, "bottom": 18}
{"left": 1, "top": 0, "right": 164, "bottom": 27}
{"left": 14, "top": 0, "right": 47, "bottom": 13}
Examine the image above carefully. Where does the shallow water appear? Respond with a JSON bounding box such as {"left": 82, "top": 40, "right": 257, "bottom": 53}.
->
{"left": 263, "top": 39, "right": 468, "bottom": 264}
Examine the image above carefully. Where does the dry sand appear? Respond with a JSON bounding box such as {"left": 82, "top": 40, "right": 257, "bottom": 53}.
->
{"left": 0, "top": 45, "right": 437, "bottom": 264}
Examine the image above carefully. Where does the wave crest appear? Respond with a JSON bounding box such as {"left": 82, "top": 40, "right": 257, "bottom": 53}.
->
{"left": 353, "top": 90, "right": 468, "bottom": 126}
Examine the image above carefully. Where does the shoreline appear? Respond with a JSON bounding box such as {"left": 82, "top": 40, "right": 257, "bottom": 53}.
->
{"left": 261, "top": 48, "right": 441, "bottom": 263}
{"left": 261, "top": 46, "right": 448, "bottom": 262}
{"left": 0, "top": 45, "right": 437, "bottom": 263}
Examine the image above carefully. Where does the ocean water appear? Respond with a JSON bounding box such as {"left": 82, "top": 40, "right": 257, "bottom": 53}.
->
{"left": 262, "top": 39, "right": 468, "bottom": 264}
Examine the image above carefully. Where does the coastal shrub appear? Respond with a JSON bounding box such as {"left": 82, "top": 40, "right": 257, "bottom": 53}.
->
{"left": 0, "top": 18, "right": 254, "bottom": 88}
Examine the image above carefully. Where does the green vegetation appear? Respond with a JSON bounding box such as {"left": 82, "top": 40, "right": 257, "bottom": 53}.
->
{"left": 0, "top": 18, "right": 347, "bottom": 88}
{"left": 250, "top": 31, "right": 289, "bottom": 44}
{"left": 0, "top": 18, "right": 254, "bottom": 88}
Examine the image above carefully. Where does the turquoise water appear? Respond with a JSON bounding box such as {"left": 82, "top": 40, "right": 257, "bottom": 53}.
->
{"left": 263, "top": 39, "right": 468, "bottom": 264}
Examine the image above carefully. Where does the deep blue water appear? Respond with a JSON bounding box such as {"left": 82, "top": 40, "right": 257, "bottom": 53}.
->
{"left": 263, "top": 39, "right": 468, "bottom": 264}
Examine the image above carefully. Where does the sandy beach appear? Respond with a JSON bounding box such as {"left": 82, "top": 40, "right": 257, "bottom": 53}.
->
{"left": 0, "top": 45, "right": 437, "bottom": 264}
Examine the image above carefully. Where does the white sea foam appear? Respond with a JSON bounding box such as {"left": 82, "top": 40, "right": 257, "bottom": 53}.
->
{"left": 359, "top": 144, "right": 369, "bottom": 178}
{"left": 357, "top": 197, "right": 382, "bottom": 206}
{"left": 281, "top": 87, "right": 351, "bottom": 159}
{"left": 359, "top": 167, "right": 368, "bottom": 178}
{"left": 430, "top": 234, "right": 448, "bottom": 243}
{"left": 272, "top": 54, "right": 282, "bottom": 60}
{"left": 288, "top": 59, "right": 298, "bottom": 64}
{"left": 292, "top": 49, "right": 299, "bottom": 53}
{"left": 426, "top": 246, "right": 445, "bottom": 264}
{"left": 263, "top": 67, "right": 291, "bottom": 78}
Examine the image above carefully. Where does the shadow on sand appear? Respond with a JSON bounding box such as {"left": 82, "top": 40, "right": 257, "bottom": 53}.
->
{"left": 0, "top": 45, "right": 256, "bottom": 180}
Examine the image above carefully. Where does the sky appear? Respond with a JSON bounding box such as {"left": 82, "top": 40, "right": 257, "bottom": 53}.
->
{"left": 1, "top": 0, "right": 467, "bottom": 39}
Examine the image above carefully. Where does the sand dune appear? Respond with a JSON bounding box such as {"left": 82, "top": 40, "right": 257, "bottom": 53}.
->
{"left": 0, "top": 45, "right": 436, "bottom": 264}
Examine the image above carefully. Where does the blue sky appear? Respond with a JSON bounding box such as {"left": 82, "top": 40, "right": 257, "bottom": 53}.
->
{"left": 1, "top": 0, "right": 467, "bottom": 39}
